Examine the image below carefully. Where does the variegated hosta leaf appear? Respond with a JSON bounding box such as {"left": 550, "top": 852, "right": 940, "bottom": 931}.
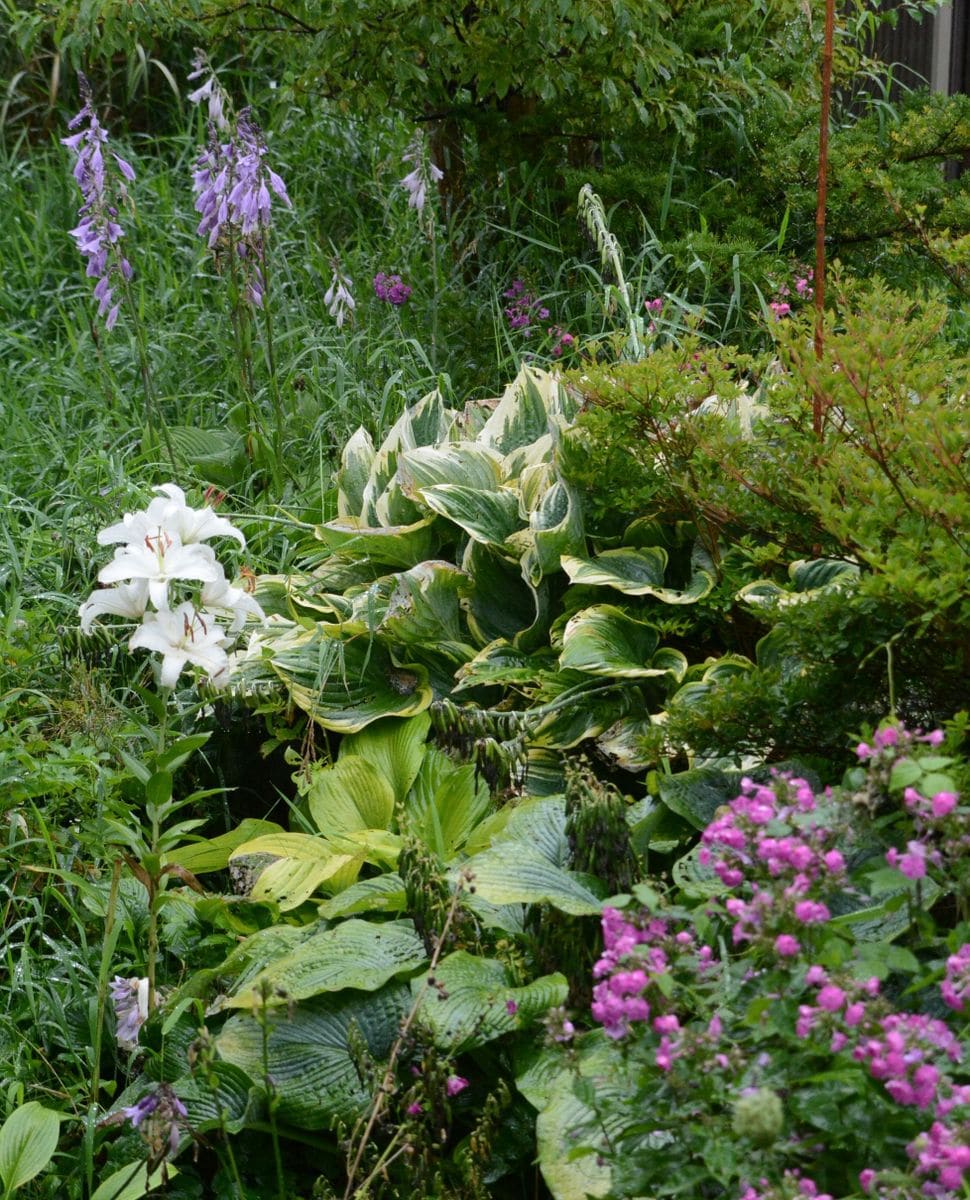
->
{"left": 266, "top": 623, "right": 431, "bottom": 732}
{"left": 398, "top": 442, "right": 505, "bottom": 496}
{"left": 478, "top": 366, "right": 565, "bottom": 455}
{"left": 668, "top": 654, "right": 754, "bottom": 711}
{"left": 217, "top": 985, "right": 410, "bottom": 1128}
{"left": 412, "top": 951, "right": 568, "bottom": 1051}
{"left": 419, "top": 483, "right": 522, "bottom": 547}
{"left": 217, "top": 918, "right": 427, "bottom": 1009}
{"left": 558, "top": 605, "right": 665, "bottom": 678}
{"left": 359, "top": 389, "right": 454, "bottom": 524}
{"left": 596, "top": 715, "right": 658, "bottom": 771}
{"left": 378, "top": 561, "right": 471, "bottom": 646}
{"left": 737, "top": 557, "right": 860, "bottom": 608}
{"left": 453, "top": 639, "right": 553, "bottom": 692}
{"left": 531, "top": 673, "right": 632, "bottom": 749}
{"left": 458, "top": 842, "right": 602, "bottom": 915}
{"left": 463, "top": 543, "right": 544, "bottom": 647}
{"left": 336, "top": 426, "right": 375, "bottom": 518}
{"left": 520, "top": 478, "right": 586, "bottom": 586}
{"left": 313, "top": 515, "right": 436, "bottom": 569}
{"left": 562, "top": 545, "right": 715, "bottom": 604}
{"left": 253, "top": 575, "right": 353, "bottom": 622}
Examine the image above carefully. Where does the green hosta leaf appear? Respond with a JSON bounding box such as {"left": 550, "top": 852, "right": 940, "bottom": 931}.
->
{"left": 219, "top": 919, "right": 426, "bottom": 1009}
{"left": 267, "top": 623, "right": 431, "bottom": 732}
{"left": 92, "top": 1162, "right": 179, "bottom": 1200}
{"left": 459, "top": 843, "right": 602, "bottom": 915}
{"left": 559, "top": 605, "right": 660, "bottom": 677}
{"left": 167, "top": 426, "right": 246, "bottom": 487}
{"left": 313, "top": 516, "right": 436, "bottom": 569}
{"left": 420, "top": 484, "right": 522, "bottom": 547}
{"left": 398, "top": 442, "right": 504, "bottom": 495}
{"left": 562, "top": 546, "right": 714, "bottom": 604}
{"left": 317, "top": 873, "right": 407, "bottom": 919}
{"left": 173, "top": 1061, "right": 259, "bottom": 1135}
{"left": 307, "top": 756, "right": 397, "bottom": 835}
{"left": 378, "top": 562, "right": 470, "bottom": 647}
{"left": 217, "top": 986, "right": 410, "bottom": 1129}
{"left": 412, "top": 952, "right": 568, "bottom": 1051}
{"left": 659, "top": 766, "right": 743, "bottom": 829}
{"left": 336, "top": 427, "right": 375, "bottom": 518}
{"left": 531, "top": 676, "right": 630, "bottom": 749}
{"left": 166, "top": 818, "right": 284, "bottom": 874}
{"left": 0, "top": 1102, "right": 60, "bottom": 1192}
{"left": 672, "top": 844, "right": 724, "bottom": 898}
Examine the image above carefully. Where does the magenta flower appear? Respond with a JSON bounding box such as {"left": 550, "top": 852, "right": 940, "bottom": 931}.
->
{"left": 406, "top": 1102, "right": 422, "bottom": 1116}
{"left": 505, "top": 999, "right": 518, "bottom": 1016}
{"left": 445, "top": 1075, "right": 469, "bottom": 1097}
{"left": 774, "top": 934, "right": 800, "bottom": 957}
{"left": 373, "top": 272, "right": 412, "bottom": 306}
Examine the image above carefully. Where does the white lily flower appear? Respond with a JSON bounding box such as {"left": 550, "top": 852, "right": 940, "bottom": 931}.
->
{"left": 98, "top": 484, "right": 246, "bottom": 548}
{"left": 98, "top": 532, "right": 221, "bottom": 610}
{"left": 79, "top": 579, "right": 150, "bottom": 633}
{"left": 129, "top": 602, "right": 231, "bottom": 689}
{"left": 200, "top": 572, "right": 266, "bottom": 633}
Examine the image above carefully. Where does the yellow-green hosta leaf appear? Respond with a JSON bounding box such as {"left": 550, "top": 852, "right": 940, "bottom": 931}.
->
{"left": 249, "top": 855, "right": 359, "bottom": 911}
{"left": 166, "top": 818, "right": 284, "bottom": 874}
{"left": 412, "top": 951, "right": 568, "bottom": 1051}
{"left": 231, "top": 832, "right": 334, "bottom": 861}
{"left": 92, "top": 1162, "right": 179, "bottom": 1200}
{"left": 218, "top": 986, "right": 410, "bottom": 1128}
{"left": 307, "top": 757, "right": 396, "bottom": 836}
{"left": 419, "top": 484, "right": 522, "bottom": 547}
{"left": 317, "top": 873, "right": 407, "bottom": 919}
{"left": 219, "top": 919, "right": 427, "bottom": 1009}
{"left": 313, "top": 515, "right": 436, "bottom": 569}
{"left": 340, "top": 711, "right": 430, "bottom": 805}
{"left": 596, "top": 716, "right": 657, "bottom": 771}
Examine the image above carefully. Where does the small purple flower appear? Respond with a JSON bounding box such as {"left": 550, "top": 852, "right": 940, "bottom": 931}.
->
{"left": 373, "top": 272, "right": 412, "bottom": 306}
{"left": 121, "top": 1085, "right": 187, "bottom": 1159}
{"left": 506, "top": 999, "right": 518, "bottom": 1016}
{"left": 110, "top": 975, "right": 149, "bottom": 1051}
{"left": 406, "top": 1102, "right": 423, "bottom": 1116}
{"left": 62, "top": 74, "right": 134, "bottom": 331}
{"left": 445, "top": 1075, "right": 469, "bottom": 1097}
{"left": 187, "top": 49, "right": 231, "bottom": 132}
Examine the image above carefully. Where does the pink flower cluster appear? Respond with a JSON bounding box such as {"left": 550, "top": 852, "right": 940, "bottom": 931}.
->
{"left": 699, "top": 777, "right": 848, "bottom": 956}
{"left": 740, "top": 1169, "right": 832, "bottom": 1200}
{"left": 766, "top": 265, "right": 814, "bottom": 323}
{"left": 795, "top": 966, "right": 881, "bottom": 1051}
{"left": 502, "top": 280, "right": 549, "bottom": 334}
{"left": 548, "top": 326, "right": 575, "bottom": 358}
{"left": 854, "top": 723, "right": 943, "bottom": 764}
{"left": 941, "top": 945, "right": 970, "bottom": 1013}
{"left": 908, "top": 1118, "right": 970, "bottom": 1193}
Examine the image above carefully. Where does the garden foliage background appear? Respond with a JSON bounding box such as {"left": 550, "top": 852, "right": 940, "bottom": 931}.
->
{"left": 0, "top": 2, "right": 968, "bottom": 1198}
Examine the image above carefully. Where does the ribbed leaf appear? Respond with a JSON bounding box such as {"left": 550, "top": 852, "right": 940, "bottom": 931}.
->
{"left": 377, "top": 563, "right": 470, "bottom": 648}
{"left": 399, "top": 442, "right": 504, "bottom": 495}
{"left": 459, "top": 843, "right": 602, "bottom": 915}
{"left": 92, "top": 1162, "right": 179, "bottom": 1200}
{"left": 307, "top": 756, "right": 396, "bottom": 835}
{"left": 217, "top": 986, "right": 410, "bottom": 1129}
{"left": 478, "top": 366, "right": 563, "bottom": 454}
{"left": 0, "top": 1103, "right": 59, "bottom": 1192}
{"left": 248, "top": 854, "right": 359, "bottom": 911}
{"left": 219, "top": 919, "right": 426, "bottom": 1009}
{"left": 413, "top": 951, "right": 568, "bottom": 1050}
{"left": 174, "top": 1060, "right": 259, "bottom": 1135}
{"left": 317, "top": 873, "right": 407, "bottom": 919}
{"left": 559, "top": 605, "right": 661, "bottom": 677}
{"left": 336, "top": 427, "right": 376, "bottom": 518}
{"left": 167, "top": 426, "right": 247, "bottom": 487}
{"left": 659, "top": 766, "right": 743, "bottom": 829}
{"left": 166, "top": 818, "right": 284, "bottom": 874}
{"left": 464, "top": 544, "right": 543, "bottom": 646}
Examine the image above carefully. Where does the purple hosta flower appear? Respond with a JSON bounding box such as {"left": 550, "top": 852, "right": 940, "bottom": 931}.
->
{"left": 445, "top": 1075, "right": 469, "bottom": 1097}
{"left": 61, "top": 74, "right": 135, "bottom": 331}
{"left": 111, "top": 975, "right": 149, "bottom": 1050}
{"left": 373, "top": 272, "right": 412, "bottom": 306}
{"left": 503, "top": 280, "right": 549, "bottom": 336}
{"left": 325, "top": 261, "right": 355, "bottom": 328}
{"left": 122, "top": 1084, "right": 188, "bottom": 1159}
{"left": 190, "top": 84, "right": 290, "bottom": 307}
{"left": 400, "top": 135, "right": 444, "bottom": 213}
{"left": 187, "top": 48, "right": 231, "bottom": 132}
